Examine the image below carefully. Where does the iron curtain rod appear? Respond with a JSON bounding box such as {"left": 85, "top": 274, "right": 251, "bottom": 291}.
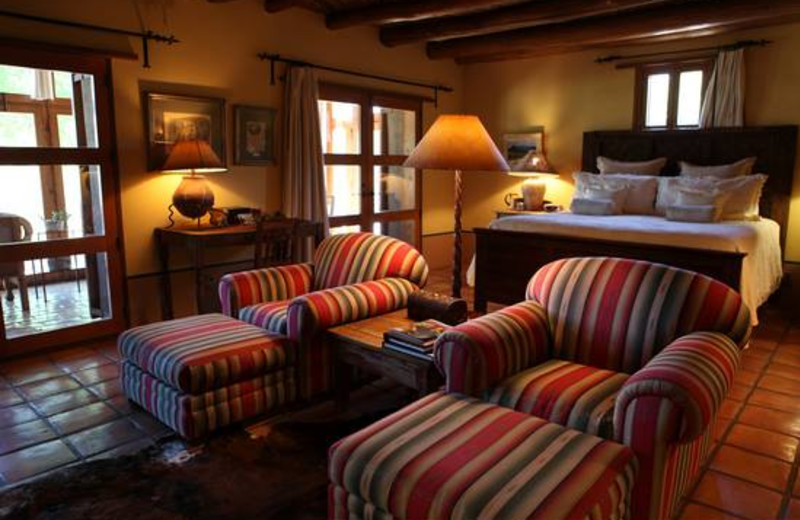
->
{"left": 258, "top": 52, "right": 453, "bottom": 107}
{"left": 596, "top": 39, "right": 772, "bottom": 64}
{"left": 0, "top": 10, "right": 179, "bottom": 68}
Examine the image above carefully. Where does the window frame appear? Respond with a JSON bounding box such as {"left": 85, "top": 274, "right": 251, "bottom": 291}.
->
{"left": 633, "top": 58, "right": 713, "bottom": 131}
{"left": 318, "top": 82, "right": 423, "bottom": 247}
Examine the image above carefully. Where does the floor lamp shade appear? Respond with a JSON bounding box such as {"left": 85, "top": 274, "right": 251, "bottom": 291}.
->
{"left": 403, "top": 115, "right": 509, "bottom": 298}
{"left": 403, "top": 115, "right": 509, "bottom": 172}
{"left": 161, "top": 139, "right": 227, "bottom": 223}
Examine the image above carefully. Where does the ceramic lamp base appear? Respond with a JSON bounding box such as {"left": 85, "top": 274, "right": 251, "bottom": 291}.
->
{"left": 521, "top": 178, "right": 547, "bottom": 211}
{"left": 172, "top": 175, "right": 215, "bottom": 222}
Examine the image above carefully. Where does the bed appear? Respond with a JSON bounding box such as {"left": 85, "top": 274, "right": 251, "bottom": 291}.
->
{"left": 473, "top": 126, "right": 798, "bottom": 324}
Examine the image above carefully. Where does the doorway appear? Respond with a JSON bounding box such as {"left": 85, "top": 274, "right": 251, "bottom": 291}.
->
{"left": 0, "top": 44, "right": 125, "bottom": 358}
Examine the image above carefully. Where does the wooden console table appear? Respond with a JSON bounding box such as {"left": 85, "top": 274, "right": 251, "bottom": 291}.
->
{"left": 154, "top": 225, "right": 256, "bottom": 320}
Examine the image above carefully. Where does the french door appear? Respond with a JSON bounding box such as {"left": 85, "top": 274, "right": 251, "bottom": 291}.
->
{"left": 0, "top": 44, "right": 125, "bottom": 358}
{"left": 318, "top": 84, "right": 422, "bottom": 247}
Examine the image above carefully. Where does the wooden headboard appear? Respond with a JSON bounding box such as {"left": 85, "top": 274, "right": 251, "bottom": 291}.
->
{"left": 582, "top": 126, "right": 799, "bottom": 248}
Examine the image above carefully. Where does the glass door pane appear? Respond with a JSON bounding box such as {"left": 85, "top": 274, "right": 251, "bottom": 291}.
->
{"left": 373, "top": 106, "right": 416, "bottom": 156}
{"left": 374, "top": 166, "right": 415, "bottom": 213}
{"left": 373, "top": 220, "right": 415, "bottom": 244}
{"left": 325, "top": 165, "right": 361, "bottom": 217}
{"left": 0, "top": 65, "right": 98, "bottom": 149}
{"left": 319, "top": 100, "right": 361, "bottom": 154}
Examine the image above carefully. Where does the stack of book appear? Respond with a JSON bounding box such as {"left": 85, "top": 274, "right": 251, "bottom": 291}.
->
{"left": 383, "top": 319, "right": 449, "bottom": 360}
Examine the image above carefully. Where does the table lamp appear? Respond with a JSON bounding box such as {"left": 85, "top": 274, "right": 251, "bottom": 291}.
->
{"left": 161, "top": 139, "right": 227, "bottom": 227}
{"left": 404, "top": 115, "right": 509, "bottom": 298}
{"left": 508, "top": 149, "right": 558, "bottom": 211}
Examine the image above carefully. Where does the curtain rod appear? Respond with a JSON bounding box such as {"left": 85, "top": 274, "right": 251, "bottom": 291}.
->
{"left": 595, "top": 39, "right": 772, "bottom": 64}
{"left": 258, "top": 52, "right": 453, "bottom": 107}
{"left": 0, "top": 10, "right": 179, "bottom": 68}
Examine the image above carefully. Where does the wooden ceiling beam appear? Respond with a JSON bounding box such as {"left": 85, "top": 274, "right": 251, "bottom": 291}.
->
{"left": 453, "top": 23, "right": 763, "bottom": 63}
{"left": 326, "top": 0, "right": 526, "bottom": 30}
{"left": 381, "top": 0, "right": 679, "bottom": 47}
{"left": 428, "top": 0, "right": 800, "bottom": 61}
{"left": 263, "top": 0, "right": 306, "bottom": 13}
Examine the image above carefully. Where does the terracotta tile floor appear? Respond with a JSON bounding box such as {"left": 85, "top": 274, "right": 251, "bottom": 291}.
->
{"left": 0, "top": 341, "right": 171, "bottom": 487}
{"left": 675, "top": 307, "right": 800, "bottom": 520}
{"left": 0, "top": 268, "right": 799, "bottom": 520}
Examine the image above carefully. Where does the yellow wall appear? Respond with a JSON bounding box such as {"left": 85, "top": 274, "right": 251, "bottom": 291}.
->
{"left": 0, "top": 0, "right": 463, "bottom": 323}
{"left": 461, "top": 23, "right": 800, "bottom": 261}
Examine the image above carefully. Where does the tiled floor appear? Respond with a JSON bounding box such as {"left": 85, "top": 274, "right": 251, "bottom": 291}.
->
{"left": 0, "top": 342, "right": 170, "bottom": 487}
{"left": 1, "top": 268, "right": 800, "bottom": 520}
{"left": 2, "top": 279, "right": 97, "bottom": 339}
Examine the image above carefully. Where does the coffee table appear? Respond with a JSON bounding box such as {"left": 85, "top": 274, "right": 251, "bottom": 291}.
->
{"left": 328, "top": 309, "right": 444, "bottom": 409}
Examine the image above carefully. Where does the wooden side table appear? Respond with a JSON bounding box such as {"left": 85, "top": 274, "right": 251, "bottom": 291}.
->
{"left": 327, "top": 310, "right": 444, "bottom": 409}
{"left": 495, "top": 209, "right": 549, "bottom": 218}
{"left": 154, "top": 225, "right": 256, "bottom": 320}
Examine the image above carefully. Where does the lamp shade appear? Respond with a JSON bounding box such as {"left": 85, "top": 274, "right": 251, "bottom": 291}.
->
{"left": 508, "top": 150, "right": 557, "bottom": 177}
{"left": 403, "top": 115, "right": 509, "bottom": 172}
{"left": 161, "top": 139, "right": 227, "bottom": 174}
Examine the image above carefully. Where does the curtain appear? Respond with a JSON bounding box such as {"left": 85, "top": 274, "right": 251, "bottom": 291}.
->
{"left": 700, "top": 49, "right": 745, "bottom": 128}
{"left": 281, "top": 66, "right": 329, "bottom": 255}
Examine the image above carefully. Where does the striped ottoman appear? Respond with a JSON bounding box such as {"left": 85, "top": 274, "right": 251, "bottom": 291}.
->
{"left": 329, "top": 392, "right": 637, "bottom": 520}
{"left": 119, "top": 313, "right": 296, "bottom": 440}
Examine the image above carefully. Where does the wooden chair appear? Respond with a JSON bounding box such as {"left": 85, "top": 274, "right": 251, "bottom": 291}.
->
{"left": 253, "top": 217, "right": 324, "bottom": 269}
{"left": 0, "top": 213, "right": 32, "bottom": 312}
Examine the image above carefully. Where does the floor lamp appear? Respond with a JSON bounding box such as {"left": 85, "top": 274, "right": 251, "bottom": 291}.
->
{"left": 404, "top": 115, "right": 509, "bottom": 298}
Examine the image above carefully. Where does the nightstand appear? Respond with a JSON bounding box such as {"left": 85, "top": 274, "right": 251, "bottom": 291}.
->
{"left": 495, "top": 209, "right": 547, "bottom": 218}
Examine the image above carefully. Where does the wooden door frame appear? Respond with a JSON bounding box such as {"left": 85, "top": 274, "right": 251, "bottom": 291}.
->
{"left": 318, "top": 82, "right": 423, "bottom": 247}
{"left": 0, "top": 43, "right": 127, "bottom": 358}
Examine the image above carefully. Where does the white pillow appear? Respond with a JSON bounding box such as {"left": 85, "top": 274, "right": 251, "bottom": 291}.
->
{"left": 675, "top": 188, "right": 730, "bottom": 208}
{"left": 570, "top": 198, "right": 619, "bottom": 216}
{"left": 574, "top": 172, "right": 657, "bottom": 215}
{"left": 666, "top": 205, "right": 721, "bottom": 223}
{"left": 656, "top": 175, "right": 766, "bottom": 220}
{"left": 679, "top": 157, "right": 757, "bottom": 179}
{"left": 597, "top": 156, "right": 666, "bottom": 175}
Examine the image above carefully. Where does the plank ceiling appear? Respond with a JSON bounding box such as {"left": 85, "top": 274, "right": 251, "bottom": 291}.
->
{"left": 220, "top": 0, "right": 800, "bottom": 63}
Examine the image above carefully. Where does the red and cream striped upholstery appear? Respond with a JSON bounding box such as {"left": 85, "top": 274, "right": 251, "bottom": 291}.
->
{"left": 240, "top": 301, "right": 290, "bottom": 335}
{"left": 329, "top": 391, "right": 637, "bottom": 520}
{"left": 615, "top": 331, "right": 739, "bottom": 520}
{"left": 313, "top": 232, "right": 428, "bottom": 290}
{"left": 119, "top": 314, "right": 293, "bottom": 393}
{"left": 526, "top": 257, "right": 751, "bottom": 373}
{"left": 433, "top": 257, "right": 750, "bottom": 520}
{"left": 488, "top": 359, "right": 629, "bottom": 439}
{"left": 219, "top": 233, "right": 429, "bottom": 400}
{"left": 219, "top": 263, "right": 313, "bottom": 317}
{"left": 118, "top": 313, "right": 295, "bottom": 439}
{"left": 434, "top": 300, "right": 550, "bottom": 396}
{"left": 122, "top": 362, "right": 295, "bottom": 440}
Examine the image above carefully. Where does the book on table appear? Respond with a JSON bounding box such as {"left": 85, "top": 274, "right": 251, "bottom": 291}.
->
{"left": 383, "top": 319, "right": 450, "bottom": 359}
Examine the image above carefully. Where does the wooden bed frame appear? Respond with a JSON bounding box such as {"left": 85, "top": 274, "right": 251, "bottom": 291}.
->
{"left": 474, "top": 126, "right": 798, "bottom": 313}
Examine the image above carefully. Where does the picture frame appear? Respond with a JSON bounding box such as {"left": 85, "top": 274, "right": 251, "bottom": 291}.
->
{"left": 234, "top": 105, "right": 277, "bottom": 165}
{"left": 503, "top": 128, "right": 545, "bottom": 171}
{"left": 144, "top": 92, "right": 226, "bottom": 171}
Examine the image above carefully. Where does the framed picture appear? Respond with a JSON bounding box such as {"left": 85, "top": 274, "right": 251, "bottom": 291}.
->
{"left": 234, "top": 105, "right": 277, "bottom": 165}
{"left": 503, "top": 128, "right": 544, "bottom": 171}
{"left": 144, "top": 92, "right": 226, "bottom": 171}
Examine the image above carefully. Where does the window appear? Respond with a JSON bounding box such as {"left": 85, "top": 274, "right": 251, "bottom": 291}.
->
{"left": 318, "top": 85, "right": 422, "bottom": 246}
{"left": 634, "top": 59, "right": 712, "bottom": 130}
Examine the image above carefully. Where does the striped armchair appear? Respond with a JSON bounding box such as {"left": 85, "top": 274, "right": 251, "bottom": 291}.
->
{"left": 434, "top": 257, "right": 751, "bottom": 520}
{"left": 220, "top": 233, "right": 429, "bottom": 399}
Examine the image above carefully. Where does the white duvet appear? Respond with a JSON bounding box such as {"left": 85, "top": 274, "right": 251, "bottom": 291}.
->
{"left": 466, "top": 213, "right": 783, "bottom": 325}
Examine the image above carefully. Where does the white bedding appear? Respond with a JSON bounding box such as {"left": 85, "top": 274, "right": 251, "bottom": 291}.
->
{"left": 466, "top": 213, "right": 782, "bottom": 325}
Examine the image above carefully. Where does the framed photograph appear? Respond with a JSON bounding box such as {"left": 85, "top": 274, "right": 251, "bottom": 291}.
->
{"left": 503, "top": 128, "right": 544, "bottom": 171}
{"left": 144, "top": 92, "right": 226, "bottom": 171}
{"left": 234, "top": 105, "right": 277, "bottom": 165}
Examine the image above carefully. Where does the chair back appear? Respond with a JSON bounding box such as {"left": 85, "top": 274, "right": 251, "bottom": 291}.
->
{"left": 254, "top": 217, "right": 324, "bottom": 269}
{"left": 312, "top": 232, "right": 429, "bottom": 290}
{"left": 0, "top": 213, "right": 33, "bottom": 244}
{"left": 526, "top": 257, "right": 751, "bottom": 373}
